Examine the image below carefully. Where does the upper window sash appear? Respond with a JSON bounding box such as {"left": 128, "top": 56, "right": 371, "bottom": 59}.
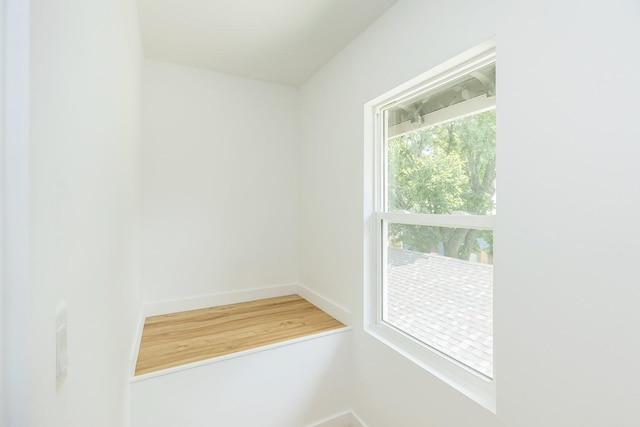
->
{"left": 377, "top": 52, "right": 496, "bottom": 112}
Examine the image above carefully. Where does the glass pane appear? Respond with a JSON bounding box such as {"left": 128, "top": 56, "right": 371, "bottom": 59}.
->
{"left": 383, "top": 224, "right": 493, "bottom": 378}
{"left": 387, "top": 63, "right": 496, "bottom": 131}
{"left": 385, "top": 64, "right": 496, "bottom": 216}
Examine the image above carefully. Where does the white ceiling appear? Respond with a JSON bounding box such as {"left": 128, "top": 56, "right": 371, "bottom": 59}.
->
{"left": 137, "top": 0, "right": 399, "bottom": 86}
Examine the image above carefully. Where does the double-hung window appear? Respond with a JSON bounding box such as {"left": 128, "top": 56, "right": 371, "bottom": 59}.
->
{"left": 367, "top": 43, "right": 496, "bottom": 409}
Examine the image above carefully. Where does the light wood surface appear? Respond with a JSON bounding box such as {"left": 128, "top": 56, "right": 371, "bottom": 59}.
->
{"left": 135, "top": 294, "right": 345, "bottom": 376}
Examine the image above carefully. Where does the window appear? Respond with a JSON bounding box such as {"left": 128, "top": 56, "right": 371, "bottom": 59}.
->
{"left": 366, "top": 42, "right": 496, "bottom": 409}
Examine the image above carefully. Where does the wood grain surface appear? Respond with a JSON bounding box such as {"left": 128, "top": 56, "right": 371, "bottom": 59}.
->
{"left": 135, "top": 294, "right": 345, "bottom": 376}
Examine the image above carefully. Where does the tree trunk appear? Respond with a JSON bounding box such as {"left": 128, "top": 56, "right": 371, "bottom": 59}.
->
{"left": 443, "top": 228, "right": 469, "bottom": 258}
{"left": 462, "top": 229, "right": 478, "bottom": 260}
{"left": 444, "top": 228, "right": 480, "bottom": 260}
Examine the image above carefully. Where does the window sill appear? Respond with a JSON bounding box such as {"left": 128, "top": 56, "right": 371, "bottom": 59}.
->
{"left": 365, "top": 322, "right": 496, "bottom": 413}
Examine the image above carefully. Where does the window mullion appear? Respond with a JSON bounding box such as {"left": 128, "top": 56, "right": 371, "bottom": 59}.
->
{"left": 378, "top": 212, "right": 495, "bottom": 230}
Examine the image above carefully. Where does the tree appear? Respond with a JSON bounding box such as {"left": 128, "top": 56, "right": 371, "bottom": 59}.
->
{"left": 387, "top": 109, "right": 496, "bottom": 260}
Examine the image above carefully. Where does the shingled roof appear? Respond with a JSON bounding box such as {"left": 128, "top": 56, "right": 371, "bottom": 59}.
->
{"left": 386, "top": 247, "right": 493, "bottom": 378}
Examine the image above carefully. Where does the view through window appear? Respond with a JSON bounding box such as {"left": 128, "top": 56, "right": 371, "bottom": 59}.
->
{"left": 378, "top": 59, "right": 496, "bottom": 378}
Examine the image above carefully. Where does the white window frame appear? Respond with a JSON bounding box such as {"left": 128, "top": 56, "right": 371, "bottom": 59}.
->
{"left": 364, "top": 40, "right": 497, "bottom": 412}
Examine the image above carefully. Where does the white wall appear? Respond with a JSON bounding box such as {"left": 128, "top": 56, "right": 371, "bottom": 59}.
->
{"left": 131, "top": 331, "right": 353, "bottom": 427}
{"left": 300, "top": 0, "right": 640, "bottom": 426}
{"left": 27, "top": 0, "right": 143, "bottom": 426}
{"left": 142, "top": 60, "right": 299, "bottom": 303}
{"left": 496, "top": 1, "right": 640, "bottom": 425}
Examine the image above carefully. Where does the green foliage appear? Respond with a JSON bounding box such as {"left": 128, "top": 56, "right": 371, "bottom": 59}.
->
{"left": 387, "top": 109, "right": 496, "bottom": 259}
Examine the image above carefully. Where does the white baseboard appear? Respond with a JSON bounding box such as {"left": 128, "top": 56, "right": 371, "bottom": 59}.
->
{"left": 141, "top": 283, "right": 352, "bottom": 326}
{"left": 308, "top": 410, "right": 368, "bottom": 427}
{"left": 129, "top": 312, "right": 146, "bottom": 377}
{"left": 350, "top": 412, "right": 368, "bottom": 427}
{"left": 142, "top": 283, "right": 298, "bottom": 317}
{"left": 297, "top": 283, "right": 352, "bottom": 326}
